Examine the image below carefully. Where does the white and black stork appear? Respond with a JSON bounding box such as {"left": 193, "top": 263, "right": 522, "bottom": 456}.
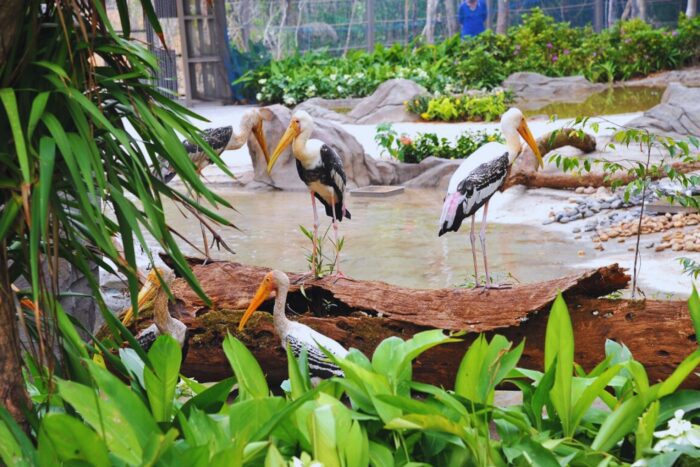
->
{"left": 267, "top": 111, "right": 350, "bottom": 276}
{"left": 158, "top": 108, "right": 271, "bottom": 183}
{"left": 438, "top": 108, "right": 544, "bottom": 289}
{"left": 238, "top": 270, "right": 347, "bottom": 378}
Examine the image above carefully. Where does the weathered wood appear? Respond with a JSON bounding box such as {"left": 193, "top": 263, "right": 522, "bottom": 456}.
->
{"left": 122, "top": 260, "right": 698, "bottom": 390}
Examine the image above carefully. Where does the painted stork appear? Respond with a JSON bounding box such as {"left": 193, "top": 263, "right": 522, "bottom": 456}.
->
{"left": 267, "top": 111, "right": 351, "bottom": 276}
{"left": 238, "top": 270, "right": 347, "bottom": 378}
{"left": 157, "top": 108, "right": 271, "bottom": 258}
{"left": 158, "top": 108, "right": 272, "bottom": 183}
{"left": 438, "top": 108, "right": 544, "bottom": 289}
{"left": 122, "top": 269, "right": 189, "bottom": 358}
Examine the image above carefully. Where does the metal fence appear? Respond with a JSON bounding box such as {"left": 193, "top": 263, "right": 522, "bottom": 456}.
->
{"left": 225, "top": 0, "right": 687, "bottom": 58}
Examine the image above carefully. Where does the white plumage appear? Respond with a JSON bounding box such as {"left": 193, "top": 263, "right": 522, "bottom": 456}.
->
{"left": 438, "top": 108, "right": 544, "bottom": 289}
{"left": 238, "top": 270, "right": 348, "bottom": 378}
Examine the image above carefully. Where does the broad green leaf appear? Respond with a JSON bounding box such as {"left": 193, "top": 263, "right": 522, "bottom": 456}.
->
{"left": 223, "top": 334, "right": 269, "bottom": 399}
{"left": 570, "top": 364, "right": 621, "bottom": 435}
{"left": 689, "top": 287, "right": 700, "bottom": 341}
{"left": 0, "top": 88, "right": 30, "bottom": 184}
{"left": 287, "top": 343, "right": 311, "bottom": 400}
{"left": 144, "top": 335, "right": 182, "bottom": 422}
{"left": 368, "top": 441, "right": 394, "bottom": 467}
{"left": 635, "top": 401, "right": 659, "bottom": 460}
{"left": 38, "top": 414, "right": 110, "bottom": 466}
{"left": 591, "top": 395, "right": 646, "bottom": 451}
{"left": 0, "top": 406, "right": 35, "bottom": 467}
{"left": 179, "top": 376, "right": 236, "bottom": 417}
{"left": 265, "top": 444, "right": 286, "bottom": 467}
{"left": 657, "top": 348, "right": 700, "bottom": 398}
{"left": 545, "top": 293, "right": 574, "bottom": 434}
{"left": 310, "top": 405, "right": 341, "bottom": 467}
{"left": 659, "top": 390, "right": 700, "bottom": 424}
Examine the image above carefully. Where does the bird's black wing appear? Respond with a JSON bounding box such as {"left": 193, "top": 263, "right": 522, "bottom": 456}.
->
{"left": 183, "top": 126, "right": 233, "bottom": 155}
{"left": 156, "top": 126, "right": 232, "bottom": 183}
{"left": 136, "top": 328, "right": 158, "bottom": 353}
{"left": 457, "top": 152, "right": 509, "bottom": 218}
{"left": 287, "top": 336, "right": 344, "bottom": 379}
{"left": 318, "top": 144, "right": 351, "bottom": 221}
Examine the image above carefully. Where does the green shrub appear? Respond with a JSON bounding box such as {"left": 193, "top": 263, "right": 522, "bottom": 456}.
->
{"left": 3, "top": 291, "right": 700, "bottom": 465}
{"left": 239, "top": 11, "right": 700, "bottom": 105}
{"left": 406, "top": 89, "right": 514, "bottom": 122}
{"left": 375, "top": 124, "right": 503, "bottom": 163}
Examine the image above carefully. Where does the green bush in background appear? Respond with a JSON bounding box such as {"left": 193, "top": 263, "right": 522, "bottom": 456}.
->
{"left": 239, "top": 11, "right": 700, "bottom": 105}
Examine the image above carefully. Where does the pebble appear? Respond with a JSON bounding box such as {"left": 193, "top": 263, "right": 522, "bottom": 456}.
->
{"left": 583, "top": 186, "right": 596, "bottom": 194}
{"left": 575, "top": 187, "right": 586, "bottom": 194}
{"left": 611, "top": 200, "right": 623, "bottom": 209}
{"left": 572, "top": 227, "right": 581, "bottom": 233}
{"left": 577, "top": 250, "right": 586, "bottom": 256}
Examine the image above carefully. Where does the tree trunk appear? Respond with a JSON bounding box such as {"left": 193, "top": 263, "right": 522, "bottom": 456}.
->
{"left": 445, "top": 0, "right": 458, "bottom": 36}
{"left": 594, "top": 0, "right": 605, "bottom": 31}
{"left": 608, "top": 0, "right": 618, "bottom": 28}
{"left": 422, "top": 0, "right": 439, "bottom": 43}
{"left": 0, "top": 243, "right": 30, "bottom": 427}
{"left": 0, "top": 0, "right": 24, "bottom": 66}
{"left": 496, "top": 0, "right": 509, "bottom": 34}
{"left": 687, "top": 0, "right": 697, "bottom": 18}
{"left": 636, "top": 0, "right": 647, "bottom": 21}
{"left": 127, "top": 260, "right": 700, "bottom": 390}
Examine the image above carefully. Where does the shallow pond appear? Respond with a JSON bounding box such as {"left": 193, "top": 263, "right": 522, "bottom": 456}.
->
{"left": 159, "top": 188, "right": 590, "bottom": 289}
{"left": 524, "top": 86, "right": 664, "bottom": 119}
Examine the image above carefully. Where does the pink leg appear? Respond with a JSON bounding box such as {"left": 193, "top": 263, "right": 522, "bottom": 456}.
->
{"left": 479, "top": 201, "right": 511, "bottom": 291}
{"left": 311, "top": 192, "right": 319, "bottom": 276}
{"left": 330, "top": 197, "right": 342, "bottom": 277}
{"left": 469, "top": 215, "right": 480, "bottom": 287}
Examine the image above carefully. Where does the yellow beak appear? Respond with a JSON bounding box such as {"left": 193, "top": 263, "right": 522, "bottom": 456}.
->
{"left": 267, "top": 120, "right": 300, "bottom": 174}
{"left": 238, "top": 279, "right": 273, "bottom": 331}
{"left": 121, "top": 269, "right": 162, "bottom": 326}
{"left": 517, "top": 119, "right": 544, "bottom": 169}
{"left": 252, "top": 120, "right": 270, "bottom": 163}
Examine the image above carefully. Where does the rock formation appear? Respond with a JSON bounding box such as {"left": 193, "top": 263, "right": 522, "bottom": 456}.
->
{"left": 627, "top": 83, "right": 700, "bottom": 138}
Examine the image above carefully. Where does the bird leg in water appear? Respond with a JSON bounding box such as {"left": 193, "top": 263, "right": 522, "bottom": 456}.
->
{"left": 311, "top": 192, "right": 319, "bottom": 275}
{"left": 330, "top": 195, "right": 345, "bottom": 279}
{"left": 469, "top": 216, "right": 480, "bottom": 288}
{"left": 479, "top": 201, "right": 511, "bottom": 290}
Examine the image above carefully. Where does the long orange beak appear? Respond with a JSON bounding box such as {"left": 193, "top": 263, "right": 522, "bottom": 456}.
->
{"left": 268, "top": 120, "right": 300, "bottom": 174}
{"left": 238, "top": 278, "right": 273, "bottom": 331}
{"left": 517, "top": 119, "right": 543, "bottom": 169}
{"left": 252, "top": 120, "right": 270, "bottom": 163}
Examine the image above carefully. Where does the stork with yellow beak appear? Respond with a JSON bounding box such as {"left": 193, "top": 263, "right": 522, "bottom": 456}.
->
{"left": 238, "top": 270, "right": 348, "bottom": 378}
{"left": 438, "top": 108, "right": 544, "bottom": 289}
{"left": 267, "top": 111, "right": 350, "bottom": 277}
{"left": 158, "top": 108, "right": 272, "bottom": 183}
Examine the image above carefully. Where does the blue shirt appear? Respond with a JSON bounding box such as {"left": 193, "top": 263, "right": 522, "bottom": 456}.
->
{"left": 459, "top": 0, "right": 487, "bottom": 37}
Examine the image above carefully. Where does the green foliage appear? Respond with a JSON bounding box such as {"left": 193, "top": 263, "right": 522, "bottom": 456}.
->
{"left": 375, "top": 124, "right": 503, "bottom": 163}
{"left": 4, "top": 292, "right": 700, "bottom": 465}
{"left": 405, "top": 89, "right": 514, "bottom": 122}
{"left": 242, "top": 11, "right": 700, "bottom": 105}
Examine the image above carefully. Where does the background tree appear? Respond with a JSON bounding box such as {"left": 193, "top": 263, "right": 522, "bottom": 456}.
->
{"left": 688, "top": 0, "right": 697, "bottom": 18}
{"left": 496, "top": 0, "right": 510, "bottom": 33}
{"left": 0, "top": 0, "right": 234, "bottom": 425}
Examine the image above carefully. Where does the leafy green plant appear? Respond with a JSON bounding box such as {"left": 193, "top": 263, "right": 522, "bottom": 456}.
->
{"left": 299, "top": 224, "right": 343, "bottom": 278}
{"left": 375, "top": 124, "right": 504, "bottom": 163}
{"left": 241, "top": 11, "right": 700, "bottom": 105}
{"left": 406, "top": 89, "right": 514, "bottom": 122}
{"left": 4, "top": 290, "right": 700, "bottom": 465}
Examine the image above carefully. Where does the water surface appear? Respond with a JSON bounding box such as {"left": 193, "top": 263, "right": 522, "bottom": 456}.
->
{"left": 160, "top": 188, "right": 588, "bottom": 289}
{"left": 524, "top": 87, "right": 664, "bottom": 119}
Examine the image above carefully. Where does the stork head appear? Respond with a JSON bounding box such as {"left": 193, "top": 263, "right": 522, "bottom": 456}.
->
{"left": 267, "top": 111, "right": 314, "bottom": 174}
{"left": 501, "top": 108, "right": 543, "bottom": 169}
{"left": 232, "top": 108, "right": 273, "bottom": 162}
{"left": 238, "top": 270, "right": 289, "bottom": 331}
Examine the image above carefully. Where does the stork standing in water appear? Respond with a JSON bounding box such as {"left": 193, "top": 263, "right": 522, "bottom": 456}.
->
{"left": 267, "top": 111, "right": 350, "bottom": 277}
{"left": 238, "top": 270, "right": 347, "bottom": 378}
{"left": 438, "top": 108, "right": 544, "bottom": 289}
{"left": 122, "top": 269, "right": 189, "bottom": 359}
{"left": 158, "top": 108, "right": 272, "bottom": 258}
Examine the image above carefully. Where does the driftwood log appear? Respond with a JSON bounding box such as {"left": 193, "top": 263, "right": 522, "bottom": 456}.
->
{"left": 504, "top": 128, "right": 700, "bottom": 190}
{"left": 124, "top": 259, "right": 699, "bottom": 389}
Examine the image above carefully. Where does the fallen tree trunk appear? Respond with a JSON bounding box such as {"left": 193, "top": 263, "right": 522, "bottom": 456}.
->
{"left": 124, "top": 260, "right": 699, "bottom": 389}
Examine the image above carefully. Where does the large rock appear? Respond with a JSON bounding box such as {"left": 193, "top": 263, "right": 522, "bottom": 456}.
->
{"left": 622, "top": 66, "right": 700, "bottom": 88}
{"left": 294, "top": 97, "right": 358, "bottom": 124}
{"left": 627, "top": 83, "right": 700, "bottom": 138}
{"left": 503, "top": 72, "right": 607, "bottom": 109}
{"left": 346, "top": 79, "right": 426, "bottom": 124}
{"left": 246, "top": 105, "right": 462, "bottom": 191}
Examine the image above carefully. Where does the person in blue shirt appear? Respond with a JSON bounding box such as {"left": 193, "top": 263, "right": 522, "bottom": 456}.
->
{"left": 458, "top": 0, "right": 488, "bottom": 37}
